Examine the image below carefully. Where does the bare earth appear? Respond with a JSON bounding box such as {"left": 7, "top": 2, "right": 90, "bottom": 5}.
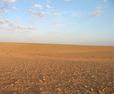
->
{"left": 0, "top": 43, "right": 113, "bottom": 94}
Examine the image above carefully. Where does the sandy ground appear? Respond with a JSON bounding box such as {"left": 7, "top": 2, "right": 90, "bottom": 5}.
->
{"left": 0, "top": 43, "right": 113, "bottom": 94}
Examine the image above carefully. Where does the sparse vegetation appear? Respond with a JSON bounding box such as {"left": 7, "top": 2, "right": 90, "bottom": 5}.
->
{"left": 0, "top": 43, "right": 113, "bottom": 94}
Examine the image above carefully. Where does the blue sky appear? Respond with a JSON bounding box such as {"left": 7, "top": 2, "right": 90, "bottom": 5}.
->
{"left": 0, "top": 0, "right": 113, "bottom": 45}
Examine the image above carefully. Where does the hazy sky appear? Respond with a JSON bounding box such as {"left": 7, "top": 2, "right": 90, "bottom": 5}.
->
{"left": 0, "top": 0, "right": 113, "bottom": 45}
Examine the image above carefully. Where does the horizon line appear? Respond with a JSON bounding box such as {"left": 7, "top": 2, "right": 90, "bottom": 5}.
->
{"left": 0, "top": 41, "right": 113, "bottom": 47}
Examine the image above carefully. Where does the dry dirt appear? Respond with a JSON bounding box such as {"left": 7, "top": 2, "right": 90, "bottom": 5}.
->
{"left": 0, "top": 43, "right": 113, "bottom": 94}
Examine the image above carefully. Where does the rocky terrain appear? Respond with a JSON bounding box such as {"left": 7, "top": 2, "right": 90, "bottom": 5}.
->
{"left": 0, "top": 43, "right": 113, "bottom": 94}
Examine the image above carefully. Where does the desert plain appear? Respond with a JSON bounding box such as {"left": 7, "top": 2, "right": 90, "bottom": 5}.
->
{"left": 0, "top": 43, "right": 113, "bottom": 94}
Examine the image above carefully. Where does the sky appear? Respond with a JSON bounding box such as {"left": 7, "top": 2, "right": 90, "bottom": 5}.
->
{"left": 0, "top": 0, "right": 113, "bottom": 45}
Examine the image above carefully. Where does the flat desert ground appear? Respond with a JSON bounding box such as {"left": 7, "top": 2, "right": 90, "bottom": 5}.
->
{"left": 0, "top": 43, "right": 113, "bottom": 94}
